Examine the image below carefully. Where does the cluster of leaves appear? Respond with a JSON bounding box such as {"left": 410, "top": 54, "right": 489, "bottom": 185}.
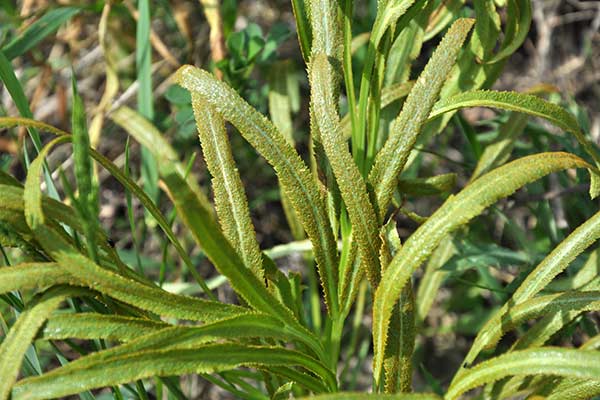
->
{"left": 1, "top": 0, "right": 600, "bottom": 399}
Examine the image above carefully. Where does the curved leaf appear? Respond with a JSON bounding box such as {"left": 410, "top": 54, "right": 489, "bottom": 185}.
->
{"left": 159, "top": 164, "right": 325, "bottom": 358}
{"left": 465, "top": 209, "right": 600, "bottom": 364}
{"left": 302, "top": 393, "right": 441, "bottom": 399}
{"left": 428, "top": 90, "right": 600, "bottom": 168}
{"left": 0, "top": 116, "right": 211, "bottom": 293}
{"left": 311, "top": 53, "right": 381, "bottom": 287}
{"left": 468, "top": 291, "right": 600, "bottom": 360}
{"left": 446, "top": 348, "right": 600, "bottom": 400}
{"left": 13, "top": 345, "right": 337, "bottom": 399}
{"left": 110, "top": 106, "right": 214, "bottom": 216}
{"left": 175, "top": 65, "right": 339, "bottom": 314}
{"left": 40, "top": 313, "right": 321, "bottom": 373}
{"left": 42, "top": 313, "right": 169, "bottom": 341}
{"left": 369, "top": 18, "right": 475, "bottom": 220}
{"left": 372, "top": 152, "right": 597, "bottom": 384}
{"left": 192, "top": 97, "right": 264, "bottom": 281}
{"left": 0, "top": 263, "right": 70, "bottom": 294}
{"left": 546, "top": 379, "right": 600, "bottom": 400}
{"left": 0, "top": 286, "right": 83, "bottom": 400}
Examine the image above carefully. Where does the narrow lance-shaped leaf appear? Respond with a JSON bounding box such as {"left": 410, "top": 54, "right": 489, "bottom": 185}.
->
{"left": 485, "top": 0, "right": 531, "bottom": 64}
{"left": 290, "top": 0, "right": 312, "bottom": 61}
{"left": 71, "top": 75, "right": 100, "bottom": 262}
{"left": 428, "top": 89, "right": 600, "bottom": 173}
{"left": 378, "top": 221, "right": 414, "bottom": 393}
{"left": 301, "top": 394, "right": 441, "bottom": 400}
{"left": 371, "top": 152, "right": 599, "bottom": 385}
{"left": 1, "top": 7, "right": 80, "bottom": 60}
{"left": 470, "top": 291, "right": 600, "bottom": 357}
{"left": 42, "top": 313, "right": 169, "bottom": 342}
{"left": 175, "top": 65, "right": 339, "bottom": 314}
{"left": 20, "top": 139, "right": 245, "bottom": 322}
{"left": 0, "top": 115, "right": 216, "bottom": 296}
{"left": 369, "top": 18, "right": 475, "bottom": 220}
{"left": 268, "top": 62, "right": 306, "bottom": 240}
{"left": 39, "top": 313, "right": 323, "bottom": 376}
{"left": 445, "top": 348, "right": 600, "bottom": 400}
{"left": 311, "top": 53, "right": 381, "bottom": 287}
{"left": 464, "top": 208, "right": 600, "bottom": 364}
{"left": 110, "top": 106, "right": 214, "bottom": 215}
{"left": 193, "top": 97, "right": 264, "bottom": 281}
{"left": 13, "top": 344, "right": 337, "bottom": 400}
{"left": 0, "top": 286, "right": 82, "bottom": 400}
{"left": 307, "top": 0, "right": 342, "bottom": 61}
{"left": 0, "top": 246, "right": 245, "bottom": 323}
{"left": 159, "top": 164, "right": 325, "bottom": 358}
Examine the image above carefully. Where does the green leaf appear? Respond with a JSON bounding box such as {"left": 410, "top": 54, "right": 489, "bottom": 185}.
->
{"left": 268, "top": 61, "right": 306, "bottom": 240}
{"left": 71, "top": 74, "right": 99, "bottom": 263}
{"left": 440, "top": 239, "right": 530, "bottom": 273}
{"left": 370, "top": 0, "right": 416, "bottom": 50}
{"left": 465, "top": 209, "right": 600, "bottom": 364}
{"left": 290, "top": 0, "right": 312, "bottom": 61}
{"left": 545, "top": 379, "right": 600, "bottom": 400}
{"left": 192, "top": 97, "right": 264, "bottom": 282}
{"left": 0, "top": 263, "right": 69, "bottom": 294}
{"left": 135, "top": 0, "right": 158, "bottom": 209}
{"left": 310, "top": 53, "right": 381, "bottom": 287}
{"left": 446, "top": 348, "right": 600, "bottom": 400}
{"left": 397, "top": 173, "right": 456, "bottom": 197}
{"left": 484, "top": 0, "right": 531, "bottom": 64}
{"left": 110, "top": 106, "right": 214, "bottom": 215}
{"left": 471, "top": 0, "right": 501, "bottom": 60}
{"left": 175, "top": 65, "right": 339, "bottom": 315}
{"left": 469, "top": 291, "right": 600, "bottom": 358}
{"left": 41, "top": 313, "right": 169, "bottom": 342}
{"left": 13, "top": 345, "right": 336, "bottom": 399}
{"left": 369, "top": 18, "right": 475, "bottom": 220}
{"left": 19, "top": 137, "right": 244, "bottom": 322}
{"left": 301, "top": 394, "right": 441, "bottom": 399}
{"left": 428, "top": 89, "right": 600, "bottom": 172}
{"left": 41, "top": 313, "right": 321, "bottom": 368}
{"left": 472, "top": 112, "right": 529, "bottom": 179}
{"left": 0, "top": 286, "right": 80, "bottom": 399}
{"left": 2, "top": 7, "right": 80, "bottom": 60}
{"left": 372, "top": 152, "right": 598, "bottom": 385}
{"left": 415, "top": 237, "right": 455, "bottom": 322}
{"left": 0, "top": 115, "right": 215, "bottom": 295}
{"left": 307, "top": 0, "right": 341, "bottom": 61}
{"left": 159, "top": 164, "right": 325, "bottom": 358}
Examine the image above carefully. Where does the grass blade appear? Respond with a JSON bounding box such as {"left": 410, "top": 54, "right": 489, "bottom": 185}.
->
{"left": 135, "top": 0, "right": 159, "bottom": 214}
{"left": 71, "top": 75, "right": 99, "bottom": 263}
{"left": 1, "top": 7, "right": 80, "bottom": 60}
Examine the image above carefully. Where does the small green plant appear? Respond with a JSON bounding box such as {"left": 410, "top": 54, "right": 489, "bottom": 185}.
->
{"left": 1, "top": 1, "right": 600, "bottom": 399}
